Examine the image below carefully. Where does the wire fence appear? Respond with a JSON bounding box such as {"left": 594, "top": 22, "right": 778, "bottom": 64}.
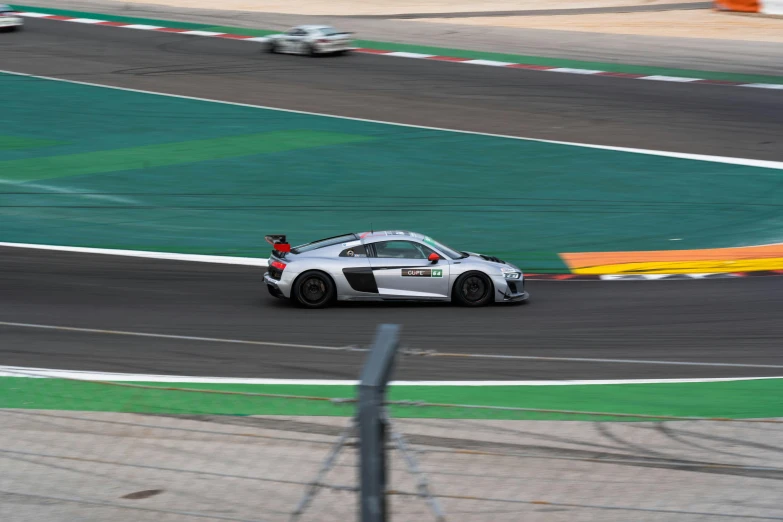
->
{"left": 0, "top": 374, "right": 360, "bottom": 522}
{"left": 1, "top": 369, "right": 781, "bottom": 521}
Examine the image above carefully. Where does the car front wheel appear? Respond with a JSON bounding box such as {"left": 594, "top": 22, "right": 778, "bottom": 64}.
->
{"left": 453, "top": 272, "right": 494, "bottom": 307}
{"left": 292, "top": 271, "right": 335, "bottom": 309}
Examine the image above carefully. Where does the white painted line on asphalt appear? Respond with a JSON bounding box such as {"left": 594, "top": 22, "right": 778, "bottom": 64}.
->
{"left": 181, "top": 30, "right": 224, "bottom": 36}
{"left": 16, "top": 11, "right": 50, "bottom": 17}
{"left": 120, "top": 24, "right": 163, "bottom": 30}
{"left": 2, "top": 69, "right": 780, "bottom": 171}
{"left": 1, "top": 365, "right": 779, "bottom": 386}
{"left": 386, "top": 52, "right": 434, "bottom": 59}
{"left": 641, "top": 75, "right": 701, "bottom": 83}
{"left": 742, "top": 83, "right": 783, "bottom": 90}
{"left": 0, "top": 242, "right": 268, "bottom": 266}
{"left": 464, "top": 60, "right": 515, "bottom": 67}
{"left": 67, "top": 18, "right": 104, "bottom": 24}
{"left": 0, "top": 321, "right": 358, "bottom": 351}
{"left": 2, "top": 321, "right": 783, "bottom": 370}
{"left": 550, "top": 68, "right": 603, "bottom": 75}
{"left": 0, "top": 365, "right": 358, "bottom": 384}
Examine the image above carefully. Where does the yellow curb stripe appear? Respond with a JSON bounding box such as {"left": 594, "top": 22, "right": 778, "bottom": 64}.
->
{"left": 571, "top": 257, "right": 783, "bottom": 275}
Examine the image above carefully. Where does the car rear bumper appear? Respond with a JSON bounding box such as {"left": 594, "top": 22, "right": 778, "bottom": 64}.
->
{"left": 313, "top": 42, "right": 353, "bottom": 53}
{"left": 264, "top": 272, "right": 292, "bottom": 299}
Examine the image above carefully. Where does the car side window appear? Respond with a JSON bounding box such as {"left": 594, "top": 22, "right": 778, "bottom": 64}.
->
{"left": 339, "top": 245, "right": 366, "bottom": 257}
{"left": 373, "top": 241, "right": 434, "bottom": 260}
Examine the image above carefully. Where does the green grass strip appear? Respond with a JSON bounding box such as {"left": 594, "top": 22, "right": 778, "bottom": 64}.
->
{"left": 2, "top": 378, "right": 781, "bottom": 420}
{"left": 11, "top": 4, "right": 783, "bottom": 85}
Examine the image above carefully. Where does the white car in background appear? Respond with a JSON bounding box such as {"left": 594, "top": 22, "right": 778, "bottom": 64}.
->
{"left": 0, "top": 4, "right": 23, "bottom": 32}
{"left": 266, "top": 25, "right": 353, "bottom": 56}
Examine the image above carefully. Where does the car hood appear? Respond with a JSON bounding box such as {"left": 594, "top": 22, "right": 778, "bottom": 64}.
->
{"left": 463, "top": 251, "right": 521, "bottom": 271}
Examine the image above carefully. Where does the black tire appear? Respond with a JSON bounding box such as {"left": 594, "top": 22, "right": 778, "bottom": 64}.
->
{"left": 292, "top": 271, "right": 335, "bottom": 309}
{"left": 308, "top": 44, "right": 318, "bottom": 57}
{"left": 268, "top": 41, "right": 277, "bottom": 53}
{"left": 452, "top": 272, "right": 494, "bottom": 307}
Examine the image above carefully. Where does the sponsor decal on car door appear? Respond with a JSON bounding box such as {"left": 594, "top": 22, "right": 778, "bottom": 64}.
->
{"left": 369, "top": 240, "right": 449, "bottom": 298}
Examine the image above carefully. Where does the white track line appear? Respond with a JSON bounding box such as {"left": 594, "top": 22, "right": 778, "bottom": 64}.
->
{"left": 0, "top": 321, "right": 352, "bottom": 351}
{"left": 1, "top": 68, "right": 781, "bottom": 171}
{"left": 2, "top": 321, "right": 782, "bottom": 370}
{"left": 0, "top": 242, "right": 267, "bottom": 266}
{"left": 1, "top": 364, "right": 779, "bottom": 386}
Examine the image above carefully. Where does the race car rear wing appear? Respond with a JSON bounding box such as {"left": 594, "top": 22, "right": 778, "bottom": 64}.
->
{"left": 265, "top": 234, "right": 291, "bottom": 253}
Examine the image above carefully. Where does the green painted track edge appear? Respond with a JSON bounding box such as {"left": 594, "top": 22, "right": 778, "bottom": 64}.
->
{"left": 2, "top": 378, "right": 781, "bottom": 420}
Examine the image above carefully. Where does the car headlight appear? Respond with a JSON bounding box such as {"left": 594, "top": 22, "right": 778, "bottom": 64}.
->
{"left": 501, "top": 267, "right": 522, "bottom": 279}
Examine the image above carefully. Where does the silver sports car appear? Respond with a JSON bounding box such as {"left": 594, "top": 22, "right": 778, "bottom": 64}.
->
{"left": 263, "top": 231, "right": 529, "bottom": 308}
{"left": 266, "top": 25, "right": 353, "bottom": 56}
{"left": 0, "top": 5, "right": 23, "bottom": 32}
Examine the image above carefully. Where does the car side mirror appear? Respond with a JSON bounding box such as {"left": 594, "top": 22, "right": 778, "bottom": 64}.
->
{"left": 428, "top": 253, "right": 440, "bottom": 264}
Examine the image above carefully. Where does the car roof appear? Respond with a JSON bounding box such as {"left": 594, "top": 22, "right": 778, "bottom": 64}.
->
{"left": 296, "top": 25, "right": 335, "bottom": 31}
{"left": 356, "top": 230, "right": 424, "bottom": 241}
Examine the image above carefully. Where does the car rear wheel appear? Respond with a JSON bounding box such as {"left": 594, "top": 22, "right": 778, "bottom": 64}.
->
{"left": 268, "top": 41, "right": 277, "bottom": 53}
{"left": 292, "top": 271, "right": 335, "bottom": 309}
{"left": 453, "top": 272, "right": 493, "bottom": 307}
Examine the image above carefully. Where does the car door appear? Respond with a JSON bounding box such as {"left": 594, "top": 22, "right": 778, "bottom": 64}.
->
{"left": 334, "top": 242, "right": 377, "bottom": 297}
{"left": 280, "top": 28, "right": 305, "bottom": 53}
{"left": 368, "top": 240, "right": 450, "bottom": 298}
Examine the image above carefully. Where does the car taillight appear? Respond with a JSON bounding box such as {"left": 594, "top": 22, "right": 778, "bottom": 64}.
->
{"left": 271, "top": 260, "right": 286, "bottom": 271}
{"left": 317, "top": 39, "right": 329, "bottom": 43}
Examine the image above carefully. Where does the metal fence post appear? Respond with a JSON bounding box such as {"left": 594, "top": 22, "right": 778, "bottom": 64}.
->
{"left": 358, "top": 324, "right": 400, "bottom": 522}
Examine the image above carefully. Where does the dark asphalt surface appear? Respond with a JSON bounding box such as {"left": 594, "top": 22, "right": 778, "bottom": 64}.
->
{"left": 2, "top": 247, "right": 782, "bottom": 380}
{"left": 2, "top": 19, "right": 782, "bottom": 380}
{"left": 2, "top": 18, "right": 782, "bottom": 161}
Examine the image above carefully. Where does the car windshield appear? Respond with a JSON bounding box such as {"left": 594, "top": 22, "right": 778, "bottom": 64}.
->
{"left": 292, "top": 233, "right": 356, "bottom": 254}
{"left": 421, "top": 236, "right": 467, "bottom": 259}
{"left": 318, "top": 27, "right": 341, "bottom": 36}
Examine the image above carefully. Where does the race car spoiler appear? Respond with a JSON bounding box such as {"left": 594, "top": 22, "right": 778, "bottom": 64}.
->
{"left": 265, "top": 234, "right": 291, "bottom": 253}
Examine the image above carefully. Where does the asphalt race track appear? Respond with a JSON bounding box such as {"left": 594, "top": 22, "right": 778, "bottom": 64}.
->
{"left": 2, "top": 19, "right": 783, "bottom": 381}
{"left": 3, "top": 18, "right": 782, "bottom": 160}
{"left": 2, "top": 247, "right": 783, "bottom": 380}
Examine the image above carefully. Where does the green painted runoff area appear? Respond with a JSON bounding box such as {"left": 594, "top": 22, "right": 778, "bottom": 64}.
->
{"left": 0, "top": 135, "right": 67, "bottom": 151}
{"left": 1, "top": 378, "right": 781, "bottom": 420}
{"left": 2, "top": 72, "right": 782, "bottom": 271}
{"left": 11, "top": 4, "right": 783, "bottom": 85}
